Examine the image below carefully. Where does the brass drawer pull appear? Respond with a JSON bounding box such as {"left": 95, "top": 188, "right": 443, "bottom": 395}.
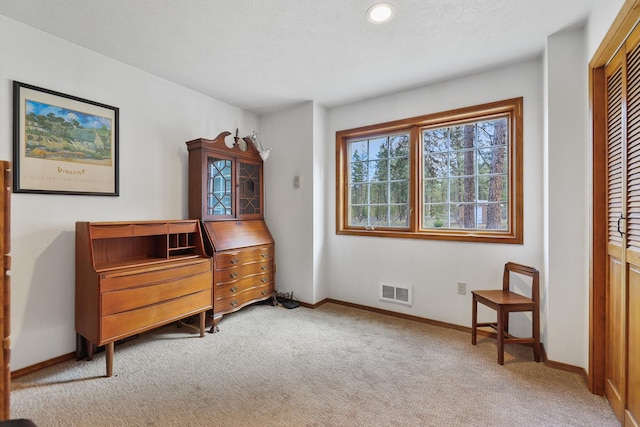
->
{"left": 230, "top": 258, "right": 239, "bottom": 265}
{"left": 230, "top": 300, "right": 238, "bottom": 307}
{"left": 230, "top": 272, "right": 238, "bottom": 278}
{"left": 261, "top": 265, "right": 267, "bottom": 271}
{"left": 261, "top": 277, "right": 268, "bottom": 283}
{"left": 261, "top": 290, "right": 268, "bottom": 296}
{"left": 230, "top": 286, "right": 238, "bottom": 293}
{"left": 261, "top": 253, "right": 268, "bottom": 258}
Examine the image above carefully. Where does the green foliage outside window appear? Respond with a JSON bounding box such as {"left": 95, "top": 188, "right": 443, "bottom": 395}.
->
{"left": 336, "top": 97, "right": 523, "bottom": 244}
{"left": 349, "top": 134, "right": 410, "bottom": 228}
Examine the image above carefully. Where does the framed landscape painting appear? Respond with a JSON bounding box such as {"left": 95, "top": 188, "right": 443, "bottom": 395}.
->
{"left": 13, "top": 81, "right": 119, "bottom": 195}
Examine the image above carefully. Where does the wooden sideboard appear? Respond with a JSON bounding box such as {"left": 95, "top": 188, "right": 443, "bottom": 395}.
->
{"left": 75, "top": 220, "right": 212, "bottom": 377}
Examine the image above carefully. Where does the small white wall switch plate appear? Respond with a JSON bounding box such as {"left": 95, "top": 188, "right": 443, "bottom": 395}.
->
{"left": 457, "top": 281, "right": 466, "bottom": 295}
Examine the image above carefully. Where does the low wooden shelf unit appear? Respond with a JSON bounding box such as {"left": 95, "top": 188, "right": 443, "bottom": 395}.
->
{"left": 75, "top": 220, "right": 213, "bottom": 377}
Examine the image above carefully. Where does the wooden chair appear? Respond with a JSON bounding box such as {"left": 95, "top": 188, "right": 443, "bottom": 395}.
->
{"left": 471, "top": 262, "right": 541, "bottom": 365}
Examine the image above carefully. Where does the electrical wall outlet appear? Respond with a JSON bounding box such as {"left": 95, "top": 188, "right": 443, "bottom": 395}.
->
{"left": 457, "top": 281, "right": 466, "bottom": 295}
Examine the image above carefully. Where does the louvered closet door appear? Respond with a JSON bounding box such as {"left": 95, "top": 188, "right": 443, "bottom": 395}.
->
{"left": 626, "top": 27, "right": 640, "bottom": 427}
{"left": 606, "top": 47, "right": 626, "bottom": 422}
{"left": 605, "top": 24, "right": 640, "bottom": 427}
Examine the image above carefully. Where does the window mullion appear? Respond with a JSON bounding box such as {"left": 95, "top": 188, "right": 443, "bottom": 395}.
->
{"left": 447, "top": 128, "right": 451, "bottom": 229}
{"left": 475, "top": 123, "right": 480, "bottom": 229}
{"left": 412, "top": 126, "right": 420, "bottom": 232}
{"left": 387, "top": 141, "right": 391, "bottom": 227}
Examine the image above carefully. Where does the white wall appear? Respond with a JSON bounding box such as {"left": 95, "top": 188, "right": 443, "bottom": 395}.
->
{"left": 544, "top": 26, "right": 589, "bottom": 367}
{"left": 259, "top": 102, "right": 315, "bottom": 303}
{"left": 587, "top": 0, "right": 627, "bottom": 58}
{"left": 325, "top": 59, "right": 544, "bottom": 331}
{"left": 259, "top": 101, "right": 328, "bottom": 305}
{"left": 0, "top": 16, "right": 258, "bottom": 370}
{"left": 312, "top": 103, "right": 328, "bottom": 303}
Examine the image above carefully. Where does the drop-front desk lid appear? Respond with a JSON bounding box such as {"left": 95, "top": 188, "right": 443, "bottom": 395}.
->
{"left": 202, "top": 219, "right": 274, "bottom": 252}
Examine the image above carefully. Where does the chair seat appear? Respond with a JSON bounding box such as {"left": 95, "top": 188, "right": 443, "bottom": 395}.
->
{"left": 472, "top": 290, "right": 534, "bottom": 306}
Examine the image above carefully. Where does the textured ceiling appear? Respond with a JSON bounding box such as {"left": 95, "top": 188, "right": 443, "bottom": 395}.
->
{"left": 0, "top": 0, "right": 595, "bottom": 114}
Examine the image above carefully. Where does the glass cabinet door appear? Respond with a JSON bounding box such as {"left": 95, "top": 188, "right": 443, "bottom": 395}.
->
{"left": 238, "top": 160, "right": 262, "bottom": 217}
{"left": 207, "top": 156, "right": 233, "bottom": 217}
{"left": 186, "top": 134, "right": 266, "bottom": 221}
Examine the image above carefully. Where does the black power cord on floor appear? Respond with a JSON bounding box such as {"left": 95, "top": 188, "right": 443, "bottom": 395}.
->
{"left": 275, "top": 291, "right": 299, "bottom": 309}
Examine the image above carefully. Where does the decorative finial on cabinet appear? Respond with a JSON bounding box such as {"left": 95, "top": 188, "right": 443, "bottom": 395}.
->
{"left": 234, "top": 128, "right": 271, "bottom": 161}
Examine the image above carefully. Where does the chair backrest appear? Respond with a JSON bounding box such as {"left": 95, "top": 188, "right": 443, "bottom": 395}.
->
{"left": 503, "top": 262, "right": 539, "bottom": 303}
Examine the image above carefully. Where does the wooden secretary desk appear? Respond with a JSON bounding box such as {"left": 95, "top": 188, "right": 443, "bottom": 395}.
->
{"left": 186, "top": 131, "right": 276, "bottom": 333}
{"left": 75, "top": 219, "right": 213, "bottom": 377}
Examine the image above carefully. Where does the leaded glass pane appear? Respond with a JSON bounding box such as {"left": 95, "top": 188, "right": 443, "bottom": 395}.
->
{"left": 207, "top": 157, "right": 232, "bottom": 216}
{"left": 239, "top": 161, "right": 261, "bottom": 215}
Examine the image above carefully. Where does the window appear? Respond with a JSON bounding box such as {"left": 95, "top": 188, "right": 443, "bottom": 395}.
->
{"left": 348, "top": 132, "right": 410, "bottom": 228}
{"left": 336, "top": 97, "right": 523, "bottom": 244}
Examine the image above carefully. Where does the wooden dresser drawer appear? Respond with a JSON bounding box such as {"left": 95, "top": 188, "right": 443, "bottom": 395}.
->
{"left": 215, "top": 245, "right": 273, "bottom": 270}
{"left": 214, "top": 262, "right": 271, "bottom": 283}
{"left": 102, "top": 271, "right": 212, "bottom": 316}
{"left": 215, "top": 273, "right": 273, "bottom": 298}
{"left": 214, "top": 284, "right": 273, "bottom": 313}
{"left": 100, "top": 259, "right": 211, "bottom": 292}
{"left": 102, "top": 289, "right": 212, "bottom": 342}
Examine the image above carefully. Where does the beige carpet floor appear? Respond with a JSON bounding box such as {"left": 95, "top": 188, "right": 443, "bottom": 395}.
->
{"left": 10, "top": 302, "right": 619, "bottom": 426}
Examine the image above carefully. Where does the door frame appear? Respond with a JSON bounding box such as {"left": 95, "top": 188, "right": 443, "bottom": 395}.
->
{"left": 590, "top": 0, "right": 640, "bottom": 395}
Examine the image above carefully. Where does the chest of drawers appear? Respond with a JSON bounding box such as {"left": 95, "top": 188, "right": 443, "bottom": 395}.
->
{"left": 202, "top": 220, "right": 275, "bottom": 332}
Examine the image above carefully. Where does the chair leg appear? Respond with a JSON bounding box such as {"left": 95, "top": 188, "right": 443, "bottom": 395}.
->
{"left": 504, "top": 309, "right": 509, "bottom": 336}
{"left": 496, "top": 308, "right": 505, "bottom": 365}
{"left": 533, "top": 306, "right": 541, "bottom": 362}
{"left": 471, "top": 296, "right": 478, "bottom": 345}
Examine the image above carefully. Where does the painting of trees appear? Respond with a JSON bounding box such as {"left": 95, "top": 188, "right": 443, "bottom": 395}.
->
{"left": 24, "top": 100, "right": 113, "bottom": 165}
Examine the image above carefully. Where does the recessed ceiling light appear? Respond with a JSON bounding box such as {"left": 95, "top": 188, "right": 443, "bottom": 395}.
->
{"left": 367, "top": 2, "right": 396, "bottom": 24}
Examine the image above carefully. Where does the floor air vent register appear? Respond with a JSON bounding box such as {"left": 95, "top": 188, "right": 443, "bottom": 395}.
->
{"left": 379, "top": 282, "right": 412, "bottom": 306}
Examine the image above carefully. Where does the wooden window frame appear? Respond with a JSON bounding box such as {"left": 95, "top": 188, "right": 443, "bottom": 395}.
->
{"left": 336, "top": 97, "right": 523, "bottom": 244}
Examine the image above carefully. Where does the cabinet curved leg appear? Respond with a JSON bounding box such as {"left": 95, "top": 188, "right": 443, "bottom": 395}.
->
{"left": 208, "top": 316, "right": 221, "bottom": 334}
